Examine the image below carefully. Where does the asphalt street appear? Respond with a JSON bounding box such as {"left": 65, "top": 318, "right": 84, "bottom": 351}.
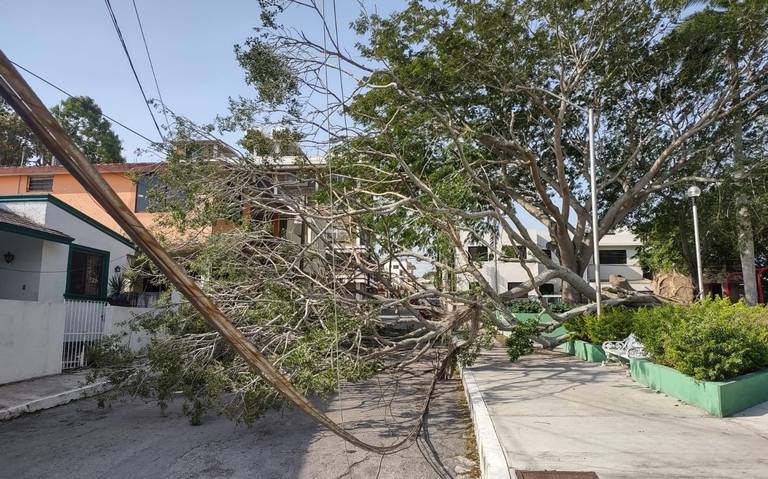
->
{"left": 0, "top": 366, "right": 474, "bottom": 479}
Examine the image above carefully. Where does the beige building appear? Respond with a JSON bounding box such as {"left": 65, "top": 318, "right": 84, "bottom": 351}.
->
{"left": 457, "top": 227, "right": 650, "bottom": 300}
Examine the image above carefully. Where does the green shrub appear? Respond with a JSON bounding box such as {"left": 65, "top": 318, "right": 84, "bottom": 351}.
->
{"left": 562, "top": 298, "right": 768, "bottom": 381}
{"left": 505, "top": 318, "right": 539, "bottom": 362}
{"left": 633, "top": 304, "right": 685, "bottom": 358}
{"left": 564, "top": 307, "right": 635, "bottom": 344}
{"left": 563, "top": 314, "right": 589, "bottom": 341}
{"left": 507, "top": 299, "right": 543, "bottom": 313}
{"left": 506, "top": 299, "right": 577, "bottom": 314}
{"left": 638, "top": 298, "right": 768, "bottom": 381}
{"left": 549, "top": 302, "right": 576, "bottom": 314}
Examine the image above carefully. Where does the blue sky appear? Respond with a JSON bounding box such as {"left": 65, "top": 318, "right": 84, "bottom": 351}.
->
{"left": 1, "top": 0, "right": 404, "bottom": 162}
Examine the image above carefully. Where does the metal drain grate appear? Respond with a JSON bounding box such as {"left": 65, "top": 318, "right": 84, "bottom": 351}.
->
{"left": 515, "top": 471, "right": 599, "bottom": 479}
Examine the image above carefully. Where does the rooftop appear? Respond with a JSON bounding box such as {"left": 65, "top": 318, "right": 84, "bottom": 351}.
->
{"left": 0, "top": 207, "right": 73, "bottom": 244}
{"left": 0, "top": 162, "right": 161, "bottom": 177}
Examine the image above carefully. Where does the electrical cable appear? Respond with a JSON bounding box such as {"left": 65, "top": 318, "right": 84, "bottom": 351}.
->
{"left": 131, "top": 0, "right": 171, "bottom": 131}
{"left": 8, "top": 60, "right": 161, "bottom": 148}
{"left": 322, "top": 0, "right": 351, "bottom": 469}
{"left": 103, "top": 0, "right": 165, "bottom": 141}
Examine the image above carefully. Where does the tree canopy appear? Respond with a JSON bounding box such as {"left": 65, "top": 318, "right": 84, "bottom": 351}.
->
{"left": 240, "top": 0, "right": 767, "bottom": 306}
{"left": 0, "top": 98, "right": 50, "bottom": 166}
{"left": 51, "top": 96, "right": 125, "bottom": 164}
{"left": 90, "top": 0, "right": 768, "bottom": 425}
{"left": 1, "top": 95, "right": 125, "bottom": 165}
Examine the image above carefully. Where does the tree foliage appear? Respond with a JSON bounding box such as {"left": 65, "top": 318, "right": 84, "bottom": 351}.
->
{"left": 1, "top": 96, "right": 125, "bottom": 165}
{"left": 51, "top": 96, "right": 125, "bottom": 164}
{"left": 0, "top": 98, "right": 51, "bottom": 166}
{"left": 92, "top": 0, "right": 768, "bottom": 423}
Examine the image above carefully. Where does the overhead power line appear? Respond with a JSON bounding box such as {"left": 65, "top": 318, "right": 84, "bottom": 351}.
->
{"left": 131, "top": 0, "right": 170, "bottom": 131}
{"left": 103, "top": 0, "right": 165, "bottom": 141}
{"left": 9, "top": 59, "right": 160, "bottom": 147}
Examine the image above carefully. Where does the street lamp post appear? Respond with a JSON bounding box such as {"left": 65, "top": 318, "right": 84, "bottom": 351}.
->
{"left": 535, "top": 91, "right": 602, "bottom": 315}
{"left": 588, "top": 108, "right": 602, "bottom": 316}
{"left": 687, "top": 185, "right": 705, "bottom": 300}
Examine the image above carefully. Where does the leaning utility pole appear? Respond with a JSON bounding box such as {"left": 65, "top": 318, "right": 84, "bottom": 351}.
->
{"left": 0, "top": 49, "right": 425, "bottom": 454}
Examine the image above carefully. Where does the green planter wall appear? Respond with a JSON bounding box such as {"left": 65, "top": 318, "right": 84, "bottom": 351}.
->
{"left": 630, "top": 359, "right": 768, "bottom": 417}
{"left": 564, "top": 340, "right": 606, "bottom": 363}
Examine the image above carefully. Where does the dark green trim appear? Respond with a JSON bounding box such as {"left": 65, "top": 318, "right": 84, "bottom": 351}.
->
{"left": 64, "top": 243, "right": 111, "bottom": 301}
{"left": 0, "top": 194, "right": 134, "bottom": 248}
{"left": 0, "top": 222, "right": 73, "bottom": 244}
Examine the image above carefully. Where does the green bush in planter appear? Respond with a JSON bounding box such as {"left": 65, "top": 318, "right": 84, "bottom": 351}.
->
{"left": 506, "top": 299, "right": 577, "bottom": 315}
{"left": 563, "top": 314, "right": 589, "bottom": 341}
{"left": 549, "top": 302, "right": 576, "bottom": 314}
{"left": 564, "top": 307, "right": 635, "bottom": 344}
{"left": 507, "top": 299, "right": 544, "bottom": 313}
{"left": 638, "top": 298, "right": 768, "bottom": 381}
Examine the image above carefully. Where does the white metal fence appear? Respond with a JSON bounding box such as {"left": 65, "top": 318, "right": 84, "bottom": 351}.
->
{"left": 62, "top": 299, "right": 112, "bottom": 370}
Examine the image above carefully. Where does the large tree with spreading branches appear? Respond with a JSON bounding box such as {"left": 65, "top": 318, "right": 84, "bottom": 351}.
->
{"left": 92, "top": 0, "right": 768, "bottom": 425}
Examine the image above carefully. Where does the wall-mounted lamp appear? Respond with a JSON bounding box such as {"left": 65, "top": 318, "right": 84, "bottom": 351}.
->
{"left": 4, "top": 251, "right": 15, "bottom": 264}
{"left": 114, "top": 265, "right": 121, "bottom": 273}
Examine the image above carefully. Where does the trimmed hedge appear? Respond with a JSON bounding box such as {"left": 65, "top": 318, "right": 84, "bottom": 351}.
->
{"left": 506, "top": 299, "right": 577, "bottom": 314}
{"left": 565, "top": 298, "right": 768, "bottom": 381}
{"left": 634, "top": 300, "right": 768, "bottom": 381}
{"left": 563, "top": 307, "right": 634, "bottom": 344}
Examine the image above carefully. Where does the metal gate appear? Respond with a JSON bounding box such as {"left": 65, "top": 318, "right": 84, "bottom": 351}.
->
{"left": 62, "top": 299, "right": 111, "bottom": 370}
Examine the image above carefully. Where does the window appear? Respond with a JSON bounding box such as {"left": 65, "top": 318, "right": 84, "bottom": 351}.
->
{"left": 468, "top": 246, "right": 492, "bottom": 262}
{"left": 27, "top": 176, "right": 53, "bottom": 192}
{"left": 542, "top": 248, "right": 552, "bottom": 259}
{"left": 135, "top": 174, "right": 177, "bottom": 212}
{"left": 135, "top": 175, "right": 158, "bottom": 212}
{"left": 539, "top": 283, "right": 555, "bottom": 295}
{"left": 501, "top": 245, "right": 527, "bottom": 260}
{"left": 276, "top": 217, "right": 288, "bottom": 238}
{"left": 507, "top": 282, "right": 522, "bottom": 291}
{"left": 66, "top": 246, "right": 109, "bottom": 299}
{"left": 599, "top": 249, "right": 628, "bottom": 265}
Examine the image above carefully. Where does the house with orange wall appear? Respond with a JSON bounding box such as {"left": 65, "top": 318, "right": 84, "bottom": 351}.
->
{"left": 0, "top": 162, "right": 163, "bottom": 236}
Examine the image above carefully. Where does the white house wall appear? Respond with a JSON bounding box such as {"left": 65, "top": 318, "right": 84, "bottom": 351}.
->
{"left": 37, "top": 240, "right": 69, "bottom": 303}
{"left": 43, "top": 203, "right": 135, "bottom": 274}
{"left": 1, "top": 199, "right": 135, "bottom": 302}
{"left": 0, "top": 299, "right": 65, "bottom": 384}
{"left": 0, "top": 231, "right": 44, "bottom": 301}
{"left": 585, "top": 245, "right": 643, "bottom": 281}
{"left": 457, "top": 227, "right": 647, "bottom": 295}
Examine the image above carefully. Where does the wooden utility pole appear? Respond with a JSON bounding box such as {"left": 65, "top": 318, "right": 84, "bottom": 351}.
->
{"left": 0, "top": 48, "right": 419, "bottom": 454}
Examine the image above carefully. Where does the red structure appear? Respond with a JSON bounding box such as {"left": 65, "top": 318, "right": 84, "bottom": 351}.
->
{"left": 722, "top": 267, "right": 768, "bottom": 304}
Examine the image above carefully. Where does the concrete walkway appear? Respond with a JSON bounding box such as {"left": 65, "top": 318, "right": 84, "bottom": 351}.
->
{"left": 467, "top": 348, "right": 768, "bottom": 478}
{"left": 0, "top": 371, "right": 106, "bottom": 421}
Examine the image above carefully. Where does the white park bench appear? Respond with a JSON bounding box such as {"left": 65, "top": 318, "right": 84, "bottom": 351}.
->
{"left": 602, "top": 333, "right": 648, "bottom": 363}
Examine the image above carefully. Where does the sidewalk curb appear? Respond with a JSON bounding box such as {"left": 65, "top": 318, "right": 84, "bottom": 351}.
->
{"left": 0, "top": 381, "right": 109, "bottom": 421}
{"left": 461, "top": 367, "right": 512, "bottom": 479}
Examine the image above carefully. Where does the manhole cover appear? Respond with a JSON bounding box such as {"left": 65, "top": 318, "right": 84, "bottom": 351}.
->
{"left": 515, "top": 471, "right": 599, "bottom": 479}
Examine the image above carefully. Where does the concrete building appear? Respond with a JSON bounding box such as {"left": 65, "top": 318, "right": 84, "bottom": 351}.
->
{"left": 0, "top": 163, "right": 163, "bottom": 237}
{"left": 458, "top": 227, "right": 650, "bottom": 300}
